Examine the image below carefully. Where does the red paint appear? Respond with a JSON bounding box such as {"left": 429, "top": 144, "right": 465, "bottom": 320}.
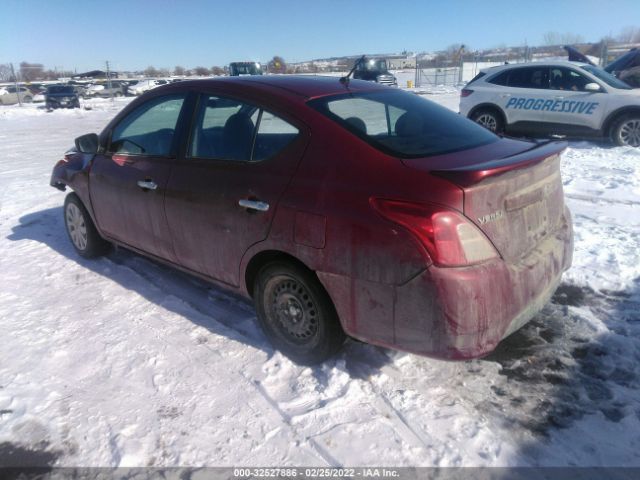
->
{"left": 51, "top": 76, "right": 573, "bottom": 360}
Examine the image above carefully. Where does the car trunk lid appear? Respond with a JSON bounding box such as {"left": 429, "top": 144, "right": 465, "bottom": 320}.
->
{"left": 402, "top": 139, "right": 568, "bottom": 261}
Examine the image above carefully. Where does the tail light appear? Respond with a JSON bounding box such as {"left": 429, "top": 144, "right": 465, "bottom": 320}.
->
{"left": 460, "top": 89, "right": 474, "bottom": 97}
{"left": 370, "top": 198, "right": 498, "bottom": 267}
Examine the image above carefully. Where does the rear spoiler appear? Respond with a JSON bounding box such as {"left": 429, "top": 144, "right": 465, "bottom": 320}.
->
{"left": 432, "top": 140, "right": 567, "bottom": 187}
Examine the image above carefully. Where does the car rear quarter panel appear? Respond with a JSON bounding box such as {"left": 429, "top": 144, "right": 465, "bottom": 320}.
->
{"left": 241, "top": 109, "right": 465, "bottom": 343}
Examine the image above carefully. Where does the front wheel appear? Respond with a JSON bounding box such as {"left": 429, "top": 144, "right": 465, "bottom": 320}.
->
{"left": 254, "top": 262, "right": 346, "bottom": 365}
{"left": 64, "top": 193, "right": 110, "bottom": 258}
{"left": 611, "top": 115, "right": 640, "bottom": 147}
{"left": 471, "top": 108, "right": 504, "bottom": 134}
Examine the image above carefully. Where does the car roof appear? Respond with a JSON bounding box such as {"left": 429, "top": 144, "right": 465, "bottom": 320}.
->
{"left": 172, "top": 75, "right": 386, "bottom": 100}
{"left": 482, "top": 60, "right": 591, "bottom": 74}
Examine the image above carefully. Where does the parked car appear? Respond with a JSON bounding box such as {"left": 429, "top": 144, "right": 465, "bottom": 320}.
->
{"left": 50, "top": 76, "right": 573, "bottom": 364}
{"left": 229, "top": 62, "right": 263, "bottom": 76}
{"left": 0, "top": 85, "right": 33, "bottom": 105}
{"left": 127, "top": 79, "right": 168, "bottom": 95}
{"left": 460, "top": 61, "right": 640, "bottom": 147}
{"left": 85, "top": 81, "right": 126, "bottom": 98}
{"left": 352, "top": 56, "right": 398, "bottom": 86}
{"left": 45, "top": 85, "right": 80, "bottom": 109}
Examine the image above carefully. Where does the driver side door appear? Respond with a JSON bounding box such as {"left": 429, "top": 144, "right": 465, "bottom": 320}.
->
{"left": 89, "top": 93, "right": 188, "bottom": 262}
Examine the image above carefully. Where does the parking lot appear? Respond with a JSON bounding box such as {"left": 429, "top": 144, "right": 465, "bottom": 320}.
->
{"left": 0, "top": 93, "right": 639, "bottom": 467}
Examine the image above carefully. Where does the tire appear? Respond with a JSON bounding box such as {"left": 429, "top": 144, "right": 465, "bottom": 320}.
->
{"left": 63, "top": 193, "right": 110, "bottom": 258}
{"left": 610, "top": 115, "right": 640, "bottom": 147}
{"left": 115, "top": 92, "right": 123, "bottom": 97}
{"left": 471, "top": 108, "right": 504, "bottom": 134}
{"left": 254, "top": 261, "right": 346, "bottom": 365}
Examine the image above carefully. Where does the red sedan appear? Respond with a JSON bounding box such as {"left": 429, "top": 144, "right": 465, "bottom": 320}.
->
{"left": 50, "top": 76, "right": 573, "bottom": 364}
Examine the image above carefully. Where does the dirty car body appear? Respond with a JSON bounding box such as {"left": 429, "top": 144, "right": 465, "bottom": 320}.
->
{"left": 50, "top": 76, "right": 573, "bottom": 363}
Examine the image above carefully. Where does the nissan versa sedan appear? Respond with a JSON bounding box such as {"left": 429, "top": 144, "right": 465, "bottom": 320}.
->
{"left": 50, "top": 76, "right": 573, "bottom": 365}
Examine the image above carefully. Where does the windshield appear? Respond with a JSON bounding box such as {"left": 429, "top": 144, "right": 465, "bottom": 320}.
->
{"left": 361, "top": 59, "right": 388, "bottom": 72}
{"left": 581, "top": 65, "right": 632, "bottom": 90}
{"left": 47, "top": 86, "right": 75, "bottom": 94}
{"left": 231, "top": 63, "right": 262, "bottom": 75}
{"left": 309, "top": 90, "right": 498, "bottom": 158}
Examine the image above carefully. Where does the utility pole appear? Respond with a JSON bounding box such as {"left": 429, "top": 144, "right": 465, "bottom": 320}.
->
{"left": 10, "top": 63, "right": 22, "bottom": 107}
{"left": 106, "top": 60, "right": 113, "bottom": 101}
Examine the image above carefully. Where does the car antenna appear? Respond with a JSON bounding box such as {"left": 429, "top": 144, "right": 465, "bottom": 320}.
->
{"left": 340, "top": 55, "right": 366, "bottom": 85}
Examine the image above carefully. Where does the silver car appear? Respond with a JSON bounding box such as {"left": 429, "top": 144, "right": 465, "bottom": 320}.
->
{"left": 0, "top": 86, "right": 33, "bottom": 105}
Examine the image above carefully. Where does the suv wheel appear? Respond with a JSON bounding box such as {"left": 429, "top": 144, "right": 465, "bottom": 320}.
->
{"left": 611, "top": 115, "right": 640, "bottom": 147}
{"left": 64, "top": 193, "right": 110, "bottom": 258}
{"left": 472, "top": 108, "right": 504, "bottom": 134}
{"left": 254, "top": 262, "right": 346, "bottom": 365}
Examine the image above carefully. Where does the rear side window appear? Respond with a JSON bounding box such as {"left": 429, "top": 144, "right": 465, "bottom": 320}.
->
{"left": 253, "top": 111, "right": 299, "bottom": 161}
{"left": 506, "top": 67, "right": 549, "bottom": 89}
{"left": 309, "top": 90, "right": 497, "bottom": 158}
{"left": 189, "top": 94, "right": 299, "bottom": 162}
{"left": 487, "top": 70, "right": 509, "bottom": 86}
{"left": 110, "top": 94, "right": 186, "bottom": 156}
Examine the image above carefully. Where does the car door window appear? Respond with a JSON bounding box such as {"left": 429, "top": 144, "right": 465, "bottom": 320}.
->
{"left": 109, "top": 94, "right": 186, "bottom": 156}
{"left": 253, "top": 111, "right": 299, "bottom": 161}
{"left": 550, "top": 67, "right": 591, "bottom": 91}
{"left": 327, "top": 97, "right": 390, "bottom": 135}
{"left": 507, "top": 67, "right": 549, "bottom": 89}
{"left": 190, "top": 95, "right": 257, "bottom": 161}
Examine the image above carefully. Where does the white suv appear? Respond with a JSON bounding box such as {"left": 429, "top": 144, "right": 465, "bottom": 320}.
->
{"left": 460, "top": 61, "right": 640, "bottom": 147}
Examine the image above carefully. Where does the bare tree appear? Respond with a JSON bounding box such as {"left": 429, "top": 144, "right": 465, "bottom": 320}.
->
{"left": 0, "top": 64, "right": 13, "bottom": 82}
{"left": 617, "top": 26, "right": 640, "bottom": 43}
{"left": 268, "top": 56, "right": 286, "bottom": 74}
{"left": 144, "top": 66, "right": 159, "bottom": 77}
{"left": 211, "top": 66, "right": 225, "bottom": 76}
{"left": 193, "top": 66, "right": 210, "bottom": 76}
{"left": 543, "top": 31, "right": 584, "bottom": 46}
{"left": 174, "top": 66, "right": 186, "bottom": 76}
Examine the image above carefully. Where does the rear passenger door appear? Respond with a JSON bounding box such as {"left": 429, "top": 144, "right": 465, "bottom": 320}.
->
{"left": 497, "top": 66, "right": 552, "bottom": 131}
{"left": 164, "top": 92, "right": 308, "bottom": 286}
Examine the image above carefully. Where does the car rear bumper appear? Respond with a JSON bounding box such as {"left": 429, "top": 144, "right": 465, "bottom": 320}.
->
{"left": 321, "top": 207, "right": 573, "bottom": 360}
{"left": 393, "top": 207, "right": 573, "bottom": 359}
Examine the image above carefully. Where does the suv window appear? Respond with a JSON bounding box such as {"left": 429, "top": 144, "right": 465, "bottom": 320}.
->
{"left": 189, "top": 94, "right": 299, "bottom": 161}
{"left": 550, "top": 67, "right": 591, "bottom": 91}
{"left": 110, "top": 94, "right": 186, "bottom": 156}
{"left": 487, "top": 70, "right": 509, "bottom": 86}
{"left": 310, "top": 90, "right": 497, "bottom": 158}
{"left": 507, "top": 67, "right": 549, "bottom": 89}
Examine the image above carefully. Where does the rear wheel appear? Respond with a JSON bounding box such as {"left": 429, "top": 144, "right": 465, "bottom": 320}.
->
{"left": 611, "top": 115, "right": 640, "bottom": 147}
{"left": 254, "top": 262, "right": 345, "bottom": 365}
{"left": 64, "top": 193, "right": 110, "bottom": 258}
{"left": 471, "top": 108, "right": 504, "bottom": 134}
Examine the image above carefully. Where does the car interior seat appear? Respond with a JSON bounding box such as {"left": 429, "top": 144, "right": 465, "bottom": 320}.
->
{"left": 221, "top": 112, "right": 255, "bottom": 160}
{"left": 345, "top": 116, "right": 367, "bottom": 134}
{"left": 395, "top": 112, "right": 423, "bottom": 137}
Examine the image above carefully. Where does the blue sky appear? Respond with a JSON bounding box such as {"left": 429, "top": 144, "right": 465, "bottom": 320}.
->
{"left": 1, "top": 0, "right": 637, "bottom": 72}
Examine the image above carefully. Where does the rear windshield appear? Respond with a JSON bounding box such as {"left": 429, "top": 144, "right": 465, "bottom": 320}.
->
{"left": 47, "top": 86, "right": 75, "bottom": 94}
{"left": 308, "top": 90, "right": 497, "bottom": 158}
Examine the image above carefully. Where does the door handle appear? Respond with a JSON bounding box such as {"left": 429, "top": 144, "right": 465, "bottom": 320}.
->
{"left": 554, "top": 96, "right": 564, "bottom": 100}
{"left": 238, "top": 199, "right": 269, "bottom": 212}
{"left": 500, "top": 94, "right": 511, "bottom": 98}
{"left": 137, "top": 180, "right": 157, "bottom": 190}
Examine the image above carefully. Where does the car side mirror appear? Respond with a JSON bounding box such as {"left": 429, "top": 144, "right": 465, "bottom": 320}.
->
{"left": 75, "top": 133, "right": 99, "bottom": 154}
{"left": 584, "top": 82, "right": 601, "bottom": 92}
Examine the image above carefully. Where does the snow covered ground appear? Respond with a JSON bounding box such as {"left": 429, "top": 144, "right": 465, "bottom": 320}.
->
{"left": 0, "top": 92, "right": 639, "bottom": 468}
